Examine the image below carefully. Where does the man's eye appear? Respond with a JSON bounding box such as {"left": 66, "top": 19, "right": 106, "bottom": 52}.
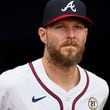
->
{"left": 56, "top": 25, "right": 65, "bottom": 29}
{"left": 74, "top": 25, "right": 83, "bottom": 29}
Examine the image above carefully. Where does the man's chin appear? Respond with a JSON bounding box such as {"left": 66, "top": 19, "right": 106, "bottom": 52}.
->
{"left": 60, "top": 50, "right": 76, "bottom": 58}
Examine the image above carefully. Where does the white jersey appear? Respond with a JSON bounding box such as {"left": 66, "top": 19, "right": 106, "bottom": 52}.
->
{"left": 0, "top": 58, "right": 109, "bottom": 110}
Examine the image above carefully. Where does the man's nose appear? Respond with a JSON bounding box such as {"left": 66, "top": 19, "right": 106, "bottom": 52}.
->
{"left": 66, "top": 29, "right": 76, "bottom": 39}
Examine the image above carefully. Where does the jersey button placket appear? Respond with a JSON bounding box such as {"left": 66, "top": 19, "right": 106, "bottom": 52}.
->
{"left": 66, "top": 97, "right": 71, "bottom": 102}
{"left": 64, "top": 97, "right": 71, "bottom": 110}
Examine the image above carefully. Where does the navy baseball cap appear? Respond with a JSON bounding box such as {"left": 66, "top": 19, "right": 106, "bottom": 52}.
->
{"left": 42, "top": 0, "right": 93, "bottom": 27}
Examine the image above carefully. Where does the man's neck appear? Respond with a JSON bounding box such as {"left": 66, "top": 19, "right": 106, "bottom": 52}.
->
{"left": 42, "top": 57, "right": 80, "bottom": 91}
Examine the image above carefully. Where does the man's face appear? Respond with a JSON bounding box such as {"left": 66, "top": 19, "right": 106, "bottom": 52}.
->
{"left": 39, "top": 18, "right": 88, "bottom": 67}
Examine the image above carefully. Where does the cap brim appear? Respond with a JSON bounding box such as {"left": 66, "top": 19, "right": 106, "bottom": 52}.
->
{"left": 44, "top": 14, "right": 93, "bottom": 28}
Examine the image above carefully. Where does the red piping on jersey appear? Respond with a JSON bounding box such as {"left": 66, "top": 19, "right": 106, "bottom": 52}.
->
{"left": 29, "top": 62, "right": 89, "bottom": 110}
{"left": 29, "top": 62, "right": 63, "bottom": 110}
{"left": 72, "top": 68, "right": 89, "bottom": 110}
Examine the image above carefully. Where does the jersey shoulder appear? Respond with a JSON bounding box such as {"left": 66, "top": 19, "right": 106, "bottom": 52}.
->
{"left": 86, "top": 69, "right": 108, "bottom": 87}
{"left": 85, "top": 68, "right": 109, "bottom": 97}
{"left": 78, "top": 65, "right": 109, "bottom": 94}
{"left": 78, "top": 65, "right": 108, "bottom": 85}
{"left": 0, "top": 62, "right": 31, "bottom": 88}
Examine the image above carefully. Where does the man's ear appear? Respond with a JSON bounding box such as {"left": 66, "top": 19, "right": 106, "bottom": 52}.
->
{"left": 84, "top": 28, "right": 88, "bottom": 43}
{"left": 38, "top": 27, "right": 47, "bottom": 44}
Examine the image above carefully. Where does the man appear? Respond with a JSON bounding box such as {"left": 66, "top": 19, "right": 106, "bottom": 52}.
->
{"left": 0, "top": 0, "right": 109, "bottom": 110}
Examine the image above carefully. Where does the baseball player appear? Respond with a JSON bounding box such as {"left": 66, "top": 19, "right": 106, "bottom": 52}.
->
{"left": 0, "top": 0, "right": 109, "bottom": 110}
